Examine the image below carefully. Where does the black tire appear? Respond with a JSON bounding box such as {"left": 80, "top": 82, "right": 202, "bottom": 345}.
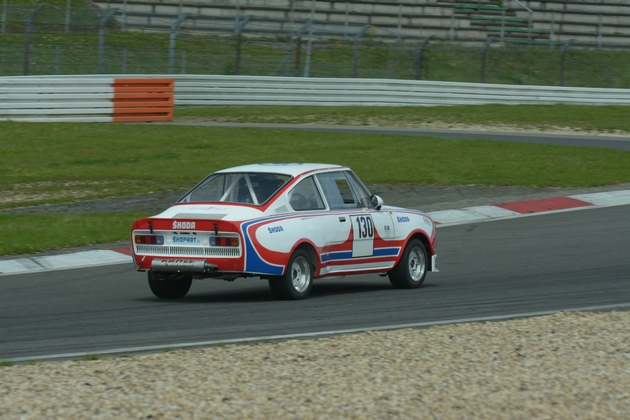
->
{"left": 268, "top": 249, "right": 314, "bottom": 300}
{"left": 148, "top": 271, "right": 192, "bottom": 299}
{"left": 388, "top": 239, "right": 428, "bottom": 289}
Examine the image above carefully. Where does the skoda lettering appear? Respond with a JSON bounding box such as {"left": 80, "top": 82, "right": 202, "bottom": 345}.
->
{"left": 173, "top": 221, "right": 196, "bottom": 230}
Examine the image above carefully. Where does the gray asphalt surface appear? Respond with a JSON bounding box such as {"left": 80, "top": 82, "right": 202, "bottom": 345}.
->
{"left": 1, "top": 205, "right": 629, "bottom": 361}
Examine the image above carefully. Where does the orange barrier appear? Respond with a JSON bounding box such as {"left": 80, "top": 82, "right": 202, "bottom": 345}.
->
{"left": 112, "top": 78, "right": 174, "bottom": 122}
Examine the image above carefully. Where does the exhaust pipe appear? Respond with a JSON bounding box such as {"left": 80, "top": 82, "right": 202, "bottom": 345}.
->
{"left": 151, "top": 258, "right": 217, "bottom": 273}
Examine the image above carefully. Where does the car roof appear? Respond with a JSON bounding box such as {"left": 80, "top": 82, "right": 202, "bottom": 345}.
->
{"left": 215, "top": 163, "right": 347, "bottom": 177}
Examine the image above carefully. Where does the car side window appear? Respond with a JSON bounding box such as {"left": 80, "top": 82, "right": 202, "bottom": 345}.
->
{"left": 289, "top": 176, "right": 325, "bottom": 211}
{"left": 316, "top": 171, "right": 361, "bottom": 209}
{"left": 345, "top": 170, "right": 372, "bottom": 208}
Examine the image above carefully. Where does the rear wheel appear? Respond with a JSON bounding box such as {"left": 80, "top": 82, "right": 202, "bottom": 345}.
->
{"left": 268, "top": 249, "right": 314, "bottom": 300}
{"left": 388, "top": 239, "right": 427, "bottom": 289}
{"left": 148, "top": 271, "right": 192, "bottom": 299}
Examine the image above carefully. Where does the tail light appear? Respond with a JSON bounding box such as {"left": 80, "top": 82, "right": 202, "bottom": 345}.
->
{"left": 210, "top": 236, "right": 239, "bottom": 247}
{"left": 135, "top": 235, "right": 164, "bottom": 245}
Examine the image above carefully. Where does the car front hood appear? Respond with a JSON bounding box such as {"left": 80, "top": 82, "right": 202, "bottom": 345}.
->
{"left": 152, "top": 203, "right": 265, "bottom": 221}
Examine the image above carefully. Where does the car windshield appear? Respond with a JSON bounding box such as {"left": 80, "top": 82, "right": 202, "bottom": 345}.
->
{"left": 178, "top": 172, "right": 291, "bottom": 205}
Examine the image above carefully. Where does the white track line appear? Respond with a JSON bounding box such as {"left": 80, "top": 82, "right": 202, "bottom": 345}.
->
{"left": 0, "top": 250, "right": 130, "bottom": 275}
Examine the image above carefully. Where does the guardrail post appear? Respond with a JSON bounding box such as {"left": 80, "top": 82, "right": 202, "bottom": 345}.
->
{"left": 480, "top": 37, "right": 494, "bottom": 83}
{"left": 303, "top": 28, "right": 314, "bottom": 77}
{"left": 559, "top": 39, "right": 574, "bottom": 86}
{"left": 597, "top": 15, "right": 603, "bottom": 48}
{"left": 302, "top": 0, "right": 318, "bottom": 77}
{"left": 415, "top": 36, "right": 433, "bottom": 80}
{"left": 449, "top": 8, "right": 456, "bottom": 41}
{"left": 98, "top": 8, "right": 119, "bottom": 74}
{"left": 234, "top": 15, "right": 251, "bottom": 75}
{"left": 64, "top": 0, "right": 71, "bottom": 32}
{"left": 303, "top": 1, "right": 316, "bottom": 77}
{"left": 55, "top": 44, "right": 60, "bottom": 74}
{"left": 233, "top": 0, "right": 240, "bottom": 30}
{"left": 343, "top": 1, "right": 349, "bottom": 41}
{"left": 168, "top": 13, "right": 190, "bottom": 74}
{"left": 122, "top": 47, "right": 128, "bottom": 73}
{"left": 294, "top": 37, "right": 302, "bottom": 77}
{"left": 1, "top": 0, "right": 7, "bottom": 33}
{"left": 353, "top": 25, "right": 370, "bottom": 78}
{"left": 527, "top": 11, "right": 533, "bottom": 45}
{"left": 23, "top": 4, "right": 45, "bottom": 75}
{"left": 292, "top": 19, "right": 313, "bottom": 77}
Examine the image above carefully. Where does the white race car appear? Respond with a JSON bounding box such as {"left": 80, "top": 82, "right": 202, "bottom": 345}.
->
{"left": 131, "top": 163, "right": 438, "bottom": 300}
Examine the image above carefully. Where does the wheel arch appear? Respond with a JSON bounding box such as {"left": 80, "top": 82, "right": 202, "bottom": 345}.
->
{"left": 406, "top": 232, "right": 434, "bottom": 271}
{"left": 291, "top": 241, "right": 319, "bottom": 277}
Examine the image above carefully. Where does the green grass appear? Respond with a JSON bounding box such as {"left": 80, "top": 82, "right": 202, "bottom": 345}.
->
{"left": 0, "top": 213, "right": 144, "bottom": 255}
{"left": 2, "top": 104, "right": 630, "bottom": 255}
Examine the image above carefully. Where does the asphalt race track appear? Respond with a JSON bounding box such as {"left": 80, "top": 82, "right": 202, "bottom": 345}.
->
{"left": 1, "top": 205, "right": 628, "bottom": 361}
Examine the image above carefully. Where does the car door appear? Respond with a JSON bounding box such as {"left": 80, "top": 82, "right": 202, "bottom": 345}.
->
{"left": 316, "top": 170, "right": 396, "bottom": 275}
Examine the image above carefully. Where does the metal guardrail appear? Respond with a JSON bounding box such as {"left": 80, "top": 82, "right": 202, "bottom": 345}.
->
{"left": 1, "top": 75, "right": 629, "bottom": 122}
{"left": 0, "top": 76, "right": 174, "bottom": 122}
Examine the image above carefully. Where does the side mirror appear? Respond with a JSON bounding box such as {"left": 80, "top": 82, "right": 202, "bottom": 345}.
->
{"left": 370, "top": 194, "right": 384, "bottom": 210}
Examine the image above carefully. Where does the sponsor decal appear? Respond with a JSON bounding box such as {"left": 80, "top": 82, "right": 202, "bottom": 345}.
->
{"left": 173, "top": 220, "right": 196, "bottom": 230}
{"left": 397, "top": 216, "right": 410, "bottom": 223}
{"left": 267, "top": 225, "right": 284, "bottom": 234}
{"left": 172, "top": 236, "right": 199, "bottom": 244}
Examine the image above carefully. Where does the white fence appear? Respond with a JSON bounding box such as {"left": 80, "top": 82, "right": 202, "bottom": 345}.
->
{"left": 1, "top": 75, "right": 629, "bottom": 122}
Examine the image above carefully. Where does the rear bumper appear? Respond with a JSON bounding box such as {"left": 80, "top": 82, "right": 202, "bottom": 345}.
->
{"left": 133, "top": 254, "right": 243, "bottom": 274}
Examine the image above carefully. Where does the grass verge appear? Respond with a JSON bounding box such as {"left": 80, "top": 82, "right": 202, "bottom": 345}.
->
{"left": 175, "top": 104, "right": 630, "bottom": 134}
{"left": 0, "top": 213, "right": 144, "bottom": 255}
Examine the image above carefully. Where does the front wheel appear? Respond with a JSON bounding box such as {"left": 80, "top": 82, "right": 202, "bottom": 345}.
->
{"left": 268, "top": 249, "right": 314, "bottom": 300}
{"left": 148, "top": 271, "right": 192, "bottom": 299}
{"left": 388, "top": 239, "right": 428, "bottom": 289}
